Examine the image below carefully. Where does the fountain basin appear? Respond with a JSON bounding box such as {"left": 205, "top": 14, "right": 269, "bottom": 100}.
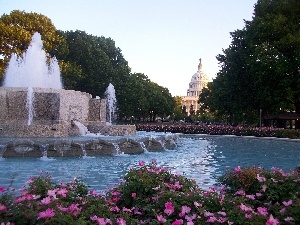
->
{"left": 0, "top": 133, "right": 177, "bottom": 157}
{"left": 1, "top": 133, "right": 299, "bottom": 192}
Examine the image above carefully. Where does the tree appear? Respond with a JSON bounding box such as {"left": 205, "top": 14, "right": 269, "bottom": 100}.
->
{"left": 248, "top": 0, "right": 300, "bottom": 115}
{"left": 117, "top": 73, "right": 151, "bottom": 120}
{"left": 173, "top": 96, "right": 185, "bottom": 121}
{"left": 146, "top": 82, "right": 175, "bottom": 122}
{"left": 0, "top": 10, "right": 65, "bottom": 79}
{"left": 202, "top": 0, "right": 300, "bottom": 125}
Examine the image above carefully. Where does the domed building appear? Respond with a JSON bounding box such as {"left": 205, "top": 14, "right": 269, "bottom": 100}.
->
{"left": 181, "top": 58, "right": 209, "bottom": 116}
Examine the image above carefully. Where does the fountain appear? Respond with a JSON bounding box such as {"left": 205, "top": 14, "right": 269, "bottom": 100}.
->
{"left": 3, "top": 32, "right": 62, "bottom": 89}
{"left": 0, "top": 32, "right": 146, "bottom": 157}
{"left": 105, "top": 83, "right": 117, "bottom": 125}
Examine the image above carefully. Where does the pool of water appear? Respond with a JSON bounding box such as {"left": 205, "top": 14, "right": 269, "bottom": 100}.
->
{"left": 0, "top": 133, "right": 299, "bottom": 192}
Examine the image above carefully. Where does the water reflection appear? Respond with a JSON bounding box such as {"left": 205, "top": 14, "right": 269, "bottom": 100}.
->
{"left": 0, "top": 134, "right": 299, "bottom": 192}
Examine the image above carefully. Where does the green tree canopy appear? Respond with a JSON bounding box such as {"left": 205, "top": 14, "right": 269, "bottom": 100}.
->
{"left": 58, "top": 30, "right": 131, "bottom": 96}
{"left": 173, "top": 96, "right": 185, "bottom": 121}
{"left": 201, "top": 0, "right": 300, "bottom": 125}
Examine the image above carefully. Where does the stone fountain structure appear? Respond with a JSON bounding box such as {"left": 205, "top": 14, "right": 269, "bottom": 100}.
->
{"left": 0, "top": 87, "right": 106, "bottom": 137}
{"left": 0, "top": 32, "right": 176, "bottom": 157}
{"left": 0, "top": 32, "right": 134, "bottom": 138}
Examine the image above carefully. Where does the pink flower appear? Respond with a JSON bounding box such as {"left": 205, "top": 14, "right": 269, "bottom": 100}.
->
{"left": 97, "top": 218, "right": 111, "bottom": 225}
{"left": 218, "top": 211, "right": 226, "bottom": 217}
{"left": 57, "top": 188, "right": 68, "bottom": 197}
{"left": 47, "top": 189, "right": 57, "bottom": 199}
{"left": 67, "top": 203, "right": 81, "bottom": 216}
{"left": 133, "top": 208, "right": 143, "bottom": 215}
{"left": 41, "top": 196, "right": 52, "bottom": 205}
{"left": 239, "top": 203, "right": 254, "bottom": 213}
{"left": 122, "top": 207, "right": 132, "bottom": 213}
{"left": 0, "top": 204, "right": 7, "bottom": 211}
{"left": 110, "top": 206, "right": 120, "bottom": 212}
{"left": 173, "top": 181, "right": 183, "bottom": 190}
{"left": 206, "top": 216, "right": 217, "bottom": 223}
{"left": 257, "top": 207, "right": 268, "bottom": 216}
{"left": 194, "top": 201, "right": 201, "bottom": 208}
{"left": 204, "top": 211, "right": 214, "bottom": 217}
{"left": 179, "top": 205, "right": 191, "bottom": 217}
{"left": 284, "top": 217, "right": 294, "bottom": 222}
{"left": 152, "top": 185, "right": 160, "bottom": 190}
{"left": 246, "top": 194, "right": 255, "bottom": 200}
{"left": 14, "top": 196, "right": 26, "bottom": 204}
{"left": 89, "top": 190, "right": 98, "bottom": 196}
{"left": 185, "top": 214, "right": 197, "bottom": 221}
{"left": 164, "top": 202, "right": 174, "bottom": 216}
{"left": 266, "top": 214, "right": 279, "bottom": 225}
{"left": 131, "top": 192, "right": 136, "bottom": 198}
{"left": 157, "top": 214, "right": 167, "bottom": 223}
{"left": 233, "top": 166, "right": 242, "bottom": 173}
{"left": 257, "top": 174, "right": 266, "bottom": 182}
{"left": 0, "top": 186, "right": 5, "bottom": 192}
{"left": 172, "top": 219, "right": 183, "bottom": 225}
{"left": 90, "top": 215, "right": 112, "bottom": 225}
{"left": 235, "top": 189, "right": 245, "bottom": 196}
{"left": 138, "top": 161, "right": 145, "bottom": 166}
{"left": 111, "top": 191, "right": 120, "bottom": 196}
{"left": 256, "top": 192, "right": 263, "bottom": 197}
{"left": 58, "top": 205, "right": 68, "bottom": 212}
{"left": 282, "top": 200, "right": 293, "bottom": 207}
{"left": 116, "top": 218, "right": 126, "bottom": 225}
{"left": 112, "top": 197, "right": 120, "bottom": 202}
{"left": 26, "top": 194, "right": 40, "bottom": 200}
{"left": 279, "top": 207, "right": 286, "bottom": 214}
{"left": 273, "top": 167, "right": 287, "bottom": 176}
{"left": 187, "top": 222, "right": 194, "bottom": 225}
{"left": 245, "top": 214, "right": 252, "bottom": 219}
{"left": 37, "top": 208, "right": 55, "bottom": 220}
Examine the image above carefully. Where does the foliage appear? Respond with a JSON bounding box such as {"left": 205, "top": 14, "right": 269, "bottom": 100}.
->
{"left": 57, "top": 30, "right": 130, "bottom": 97}
{"left": 200, "top": 0, "right": 300, "bottom": 126}
{"left": 173, "top": 96, "right": 186, "bottom": 121}
{"left": 136, "top": 123, "right": 300, "bottom": 138}
{"left": 0, "top": 162, "right": 299, "bottom": 224}
{"left": 110, "top": 160, "right": 203, "bottom": 221}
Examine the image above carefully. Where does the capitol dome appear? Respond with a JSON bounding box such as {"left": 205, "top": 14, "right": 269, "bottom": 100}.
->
{"left": 181, "top": 58, "right": 210, "bottom": 116}
{"left": 187, "top": 58, "right": 209, "bottom": 97}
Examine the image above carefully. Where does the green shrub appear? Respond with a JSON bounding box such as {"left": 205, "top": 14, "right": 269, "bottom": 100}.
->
{"left": 0, "top": 162, "right": 299, "bottom": 224}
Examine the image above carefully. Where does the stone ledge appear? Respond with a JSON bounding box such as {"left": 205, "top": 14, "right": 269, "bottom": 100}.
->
{"left": 0, "top": 134, "right": 178, "bottom": 157}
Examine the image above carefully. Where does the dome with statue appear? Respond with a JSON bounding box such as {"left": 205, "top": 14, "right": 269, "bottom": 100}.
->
{"left": 187, "top": 58, "right": 209, "bottom": 97}
{"left": 181, "top": 58, "right": 210, "bottom": 116}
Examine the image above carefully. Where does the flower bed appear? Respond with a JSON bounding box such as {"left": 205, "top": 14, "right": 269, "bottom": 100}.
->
{"left": 1, "top": 161, "right": 299, "bottom": 224}
{"left": 136, "top": 124, "right": 300, "bottom": 139}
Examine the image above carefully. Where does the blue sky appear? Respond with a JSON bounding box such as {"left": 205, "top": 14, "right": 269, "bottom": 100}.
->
{"left": 0, "top": 0, "right": 257, "bottom": 96}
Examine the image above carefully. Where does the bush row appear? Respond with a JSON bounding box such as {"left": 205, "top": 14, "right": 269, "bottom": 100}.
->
{"left": 136, "top": 124, "right": 300, "bottom": 139}
{"left": 0, "top": 161, "right": 299, "bottom": 224}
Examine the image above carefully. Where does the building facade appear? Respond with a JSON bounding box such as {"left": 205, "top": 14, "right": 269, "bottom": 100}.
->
{"left": 181, "top": 58, "right": 209, "bottom": 116}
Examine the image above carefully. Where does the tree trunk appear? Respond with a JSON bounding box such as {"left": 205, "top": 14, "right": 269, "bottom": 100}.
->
{"left": 295, "top": 101, "right": 300, "bottom": 129}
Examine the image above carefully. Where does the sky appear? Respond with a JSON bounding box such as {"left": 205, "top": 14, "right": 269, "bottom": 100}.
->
{"left": 0, "top": 0, "right": 258, "bottom": 96}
